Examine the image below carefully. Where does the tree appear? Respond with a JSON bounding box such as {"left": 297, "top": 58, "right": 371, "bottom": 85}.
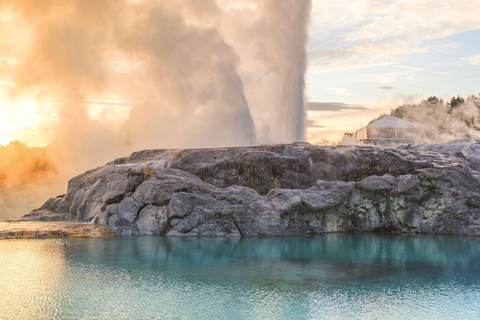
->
{"left": 448, "top": 95, "right": 465, "bottom": 110}
{"left": 390, "top": 105, "right": 407, "bottom": 119}
{"left": 426, "top": 96, "right": 443, "bottom": 104}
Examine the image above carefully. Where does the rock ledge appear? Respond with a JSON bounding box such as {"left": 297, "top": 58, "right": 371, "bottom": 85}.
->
{"left": 15, "top": 142, "right": 480, "bottom": 237}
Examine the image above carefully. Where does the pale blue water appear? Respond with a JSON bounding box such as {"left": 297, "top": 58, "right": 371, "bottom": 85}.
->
{"left": 1, "top": 234, "right": 479, "bottom": 319}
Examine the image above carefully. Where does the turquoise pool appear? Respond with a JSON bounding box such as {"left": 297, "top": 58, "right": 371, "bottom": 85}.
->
{"left": 1, "top": 234, "right": 479, "bottom": 319}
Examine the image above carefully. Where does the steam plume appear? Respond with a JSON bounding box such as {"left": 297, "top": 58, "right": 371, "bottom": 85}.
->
{"left": 393, "top": 96, "right": 480, "bottom": 143}
{"left": 218, "top": 0, "right": 311, "bottom": 143}
{"left": 0, "top": 0, "right": 311, "bottom": 219}
{"left": 120, "top": 1, "right": 256, "bottom": 149}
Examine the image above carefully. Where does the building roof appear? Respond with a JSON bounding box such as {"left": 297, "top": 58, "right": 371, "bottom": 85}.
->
{"left": 366, "top": 115, "right": 423, "bottom": 129}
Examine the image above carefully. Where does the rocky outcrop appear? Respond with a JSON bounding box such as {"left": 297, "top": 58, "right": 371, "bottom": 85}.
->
{"left": 16, "top": 196, "right": 71, "bottom": 222}
{"left": 19, "top": 142, "right": 480, "bottom": 237}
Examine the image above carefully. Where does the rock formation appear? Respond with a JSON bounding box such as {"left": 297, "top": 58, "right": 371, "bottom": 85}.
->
{"left": 18, "top": 142, "right": 480, "bottom": 237}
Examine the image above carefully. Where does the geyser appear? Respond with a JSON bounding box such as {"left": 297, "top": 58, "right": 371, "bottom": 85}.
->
{"left": 1, "top": 0, "right": 312, "bottom": 152}
{"left": 217, "top": 0, "right": 312, "bottom": 143}
{"left": 0, "top": 0, "right": 312, "bottom": 220}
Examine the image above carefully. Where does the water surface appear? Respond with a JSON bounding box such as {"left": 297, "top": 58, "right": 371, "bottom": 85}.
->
{"left": 1, "top": 234, "right": 479, "bottom": 319}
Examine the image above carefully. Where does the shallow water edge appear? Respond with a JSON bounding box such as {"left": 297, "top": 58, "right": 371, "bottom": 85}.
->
{"left": 0, "top": 221, "right": 116, "bottom": 239}
{"left": 1, "top": 221, "right": 480, "bottom": 240}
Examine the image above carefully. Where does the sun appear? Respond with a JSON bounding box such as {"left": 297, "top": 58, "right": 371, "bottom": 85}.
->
{"left": 0, "top": 134, "right": 18, "bottom": 146}
{"left": 0, "top": 97, "right": 40, "bottom": 147}
{"left": 0, "top": 100, "right": 16, "bottom": 146}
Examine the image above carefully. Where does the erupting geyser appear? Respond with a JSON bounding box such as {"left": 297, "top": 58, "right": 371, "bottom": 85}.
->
{"left": 0, "top": 0, "right": 312, "bottom": 220}
{"left": 220, "top": 0, "right": 312, "bottom": 143}
{"left": 2, "top": 0, "right": 311, "bottom": 152}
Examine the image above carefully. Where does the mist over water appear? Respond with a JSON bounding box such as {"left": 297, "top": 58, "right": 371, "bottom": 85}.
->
{"left": 0, "top": 0, "right": 311, "bottom": 219}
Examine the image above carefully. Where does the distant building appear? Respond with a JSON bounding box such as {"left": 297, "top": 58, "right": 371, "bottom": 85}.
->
{"left": 357, "top": 115, "right": 424, "bottom": 144}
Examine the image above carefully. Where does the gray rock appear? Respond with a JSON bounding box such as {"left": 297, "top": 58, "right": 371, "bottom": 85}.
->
{"left": 15, "top": 210, "right": 71, "bottom": 222}
{"left": 395, "top": 175, "right": 419, "bottom": 194}
{"left": 167, "top": 192, "right": 241, "bottom": 237}
{"left": 96, "top": 210, "right": 111, "bottom": 225}
{"left": 106, "top": 204, "right": 119, "bottom": 215}
{"left": 108, "top": 214, "right": 129, "bottom": 228}
{"left": 19, "top": 142, "right": 480, "bottom": 237}
{"left": 118, "top": 197, "right": 141, "bottom": 223}
{"left": 136, "top": 205, "right": 169, "bottom": 235}
{"left": 297, "top": 180, "right": 354, "bottom": 210}
{"left": 16, "top": 196, "right": 71, "bottom": 222}
{"left": 357, "top": 175, "right": 394, "bottom": 192}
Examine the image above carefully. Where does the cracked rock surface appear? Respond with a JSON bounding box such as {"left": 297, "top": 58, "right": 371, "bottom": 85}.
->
{"left": 18, "top": 142, "right": 480, "bottom": 237}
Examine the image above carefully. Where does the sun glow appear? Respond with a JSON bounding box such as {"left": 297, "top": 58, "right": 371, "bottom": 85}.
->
{"left": 0, "top": 87, "right": 138, "bottom": 147}
{"left": 0, "top": 99, "right": 18, "bottom": 146}
{"left": 0, "top": 95, "right": 46, "bottom": 146}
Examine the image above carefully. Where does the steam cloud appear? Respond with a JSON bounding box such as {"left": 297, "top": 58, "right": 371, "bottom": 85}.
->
{"left": 344, "top": 96, "right": 480, "bottom": 145}
{"left": 219, "top": 0, "right": 311, "bottom": 143}
{"left": 393, "top": 97, "right": 480, "bottom": 143}
{"left": 0, "top": 0, "right": 311, "bottom": 219}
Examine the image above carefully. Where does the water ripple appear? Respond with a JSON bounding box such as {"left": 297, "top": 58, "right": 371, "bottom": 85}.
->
{"left": 1, "top": 234, "right": 480, "bottom": 319}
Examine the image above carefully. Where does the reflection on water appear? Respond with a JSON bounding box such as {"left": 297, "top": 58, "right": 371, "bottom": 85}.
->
{"left": 1, "top": 234, "right": 479, "bottom": 319}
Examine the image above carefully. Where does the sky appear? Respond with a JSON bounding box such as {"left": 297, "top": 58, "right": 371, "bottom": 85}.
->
{"left": 0, "top": 0, "right": 479, "bottom": 221}
{"left": 305, "top": 0, "right": 480, "bottom": 143}
{"left": 0, "top": 0, "right": 480, "bottom": 146}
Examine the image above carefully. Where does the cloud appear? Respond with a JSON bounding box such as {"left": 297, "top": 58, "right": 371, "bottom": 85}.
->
{"left": 305, "top": 119, "right": 323, "bottom": 128}
{"left": 394, "top": 65, "right": 425, "bottom": 72}
{"left": 321, "top": 86, "right": 352, "bottom": 95}
{"left": 462, "top": 55, "right": 480, "bottom": 65}
{"left": 308, "top": 0, "right": 480, "bottom": 71}
{"left": 377, "top": 86, "right": 393, "bottom": 90}
{"left": 306, "top": 101, "right": 369, "bottom": 112}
